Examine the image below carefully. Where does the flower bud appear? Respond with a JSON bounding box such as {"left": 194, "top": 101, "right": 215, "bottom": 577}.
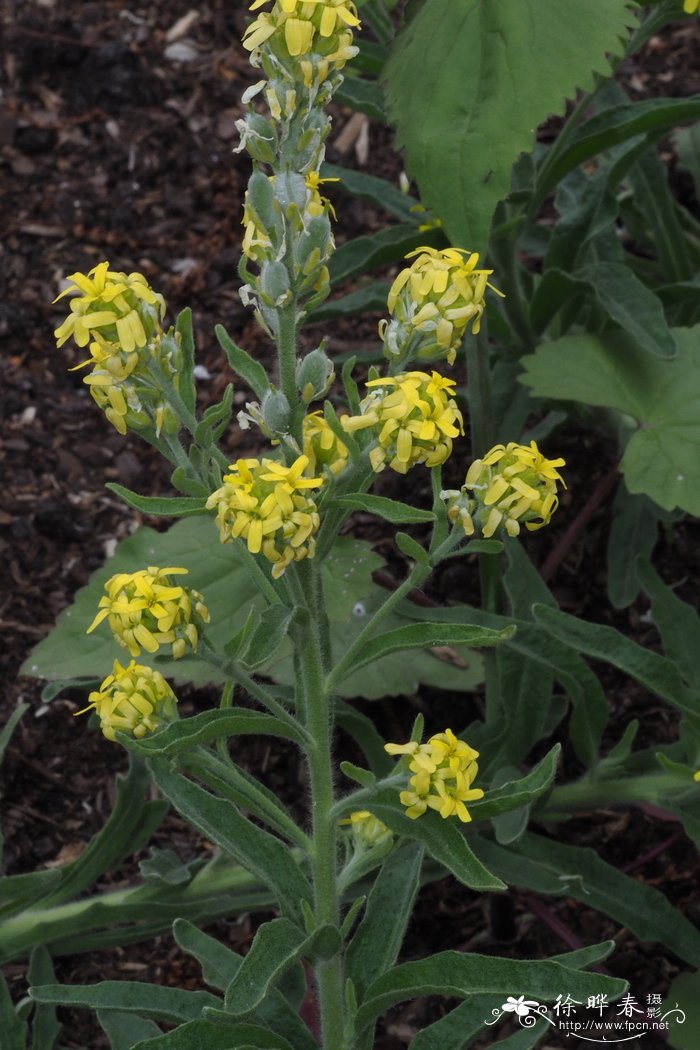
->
{"left": 261, "top": 388, "right": 292, "bottom": 434}
{"left": 296, "top": 346, "right": 335, "bottom": 403}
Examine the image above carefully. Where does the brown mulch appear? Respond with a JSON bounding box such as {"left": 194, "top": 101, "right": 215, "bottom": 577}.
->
{"left": 1, "top": 2, "right": 699, "bottom": 1048}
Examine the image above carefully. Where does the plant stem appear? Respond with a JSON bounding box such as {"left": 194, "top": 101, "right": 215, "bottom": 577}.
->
{"left": 277, "top": 302, "right": 302, "bottom": 445}
{"left": 296, "top": 560, "right": 345, "bottom": 1049}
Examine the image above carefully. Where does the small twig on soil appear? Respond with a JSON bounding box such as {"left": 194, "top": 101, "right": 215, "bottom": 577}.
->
{"left": 622, "top": 830, "right": 683, "bottom": 874}
{"left": 540, "top": 466, "right": 620, "bottom": 583}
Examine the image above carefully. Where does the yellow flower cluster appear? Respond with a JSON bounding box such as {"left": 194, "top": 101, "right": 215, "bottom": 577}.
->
{"left": 341, "top": 371, "right": 463, "bottom": 474}
{"left": 54, "top": 261, "right": 165, "bottom": 354}
{"left": 206, "top": 454, "right": 324, "bottom": 577}
{"left": 86, "top": 567, "right": 210, "bottom": 660}
{"left": 684, "top": 0, "right": 699, "bottom": 14}
{"left": 340, "top": 810, "right": 392, "bottom": 847}
{"left": 381, "top": 247, "right": 502, "bottom": 366}
{"left": 303, "top": 411, "right": 349, "bottom": 475}
{"left": 243, "top": 0, "right": 360, "bottom": 86}
{"left": 443, "top": 441, "right": 566, "bottom": 539}
{"left": 76, "top": 659, "right": 177, "bottom": 742}
{"left": 53, "top": 262, "right": 180, "bottom": 437}
{"left": 385, "top": 728, "right": 484, "bottom": 823}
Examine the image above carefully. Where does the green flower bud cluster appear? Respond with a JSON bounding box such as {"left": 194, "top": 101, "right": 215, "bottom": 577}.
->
{"left": 240, "top": 170, "right": 335, "bottom": 331}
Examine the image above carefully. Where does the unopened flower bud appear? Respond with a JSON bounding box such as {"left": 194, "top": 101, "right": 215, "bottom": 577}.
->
{"left": 296, "top": 346, "right": 335, "bottom": 403}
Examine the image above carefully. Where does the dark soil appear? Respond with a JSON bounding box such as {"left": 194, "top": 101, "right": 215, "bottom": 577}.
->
{"left": 1, "top": 3, "right": 699, "bottom": 1048}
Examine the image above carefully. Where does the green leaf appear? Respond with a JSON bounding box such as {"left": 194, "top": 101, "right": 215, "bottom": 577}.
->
{"left": 674, "top": 120, "right": 700, "bottom": 199}
{"left": 331, "top": 622, "right": 513, "bottom": 686}
{"left": 98, "top": 1011, "right": 162, "bottom": 1050}
{"left": 401, "top": 601, "right": 608, "bottom": 766}
{"left": 30, "top": 982, "right": 219, "bottom": 1024}
{"left": 105, "top": 485, "right": 207, "bottom": 518}
{"left": 321, "top": 163, "right": 419, "bottom": 222}
{"left": 173, "top": 919, "right": 241, "bottom": 992}
{"left": 120, "top": 709, "right": 306, "bottom": 757}
{"left": 136, "top": 1020, "right": 293, "bottom": 1050}
{"left": 336, "top": 701, "right": 393, "bottom": 776}
{"left": 520, "top": 327, "right": 700, "bottom": 514}
{"left": 346, "top": 842, "right": 424, "bottom": 999}
{"left": 627, "top": 146, "right": 691, "bottom": 283}
{"left": 0, "top": 870, "right": 62, "bottom": 924}
{"left": 237, "top": 605, "right": 296, "bottom": 671}
{"left": 355, "top": 951, "right": 626, "bottom": 1032}
{"left": 407, "top": 998, "right": 512, "bottom": 1050}
{"left": 334, "top": 74, "right": 385, "bottom": 121}
{"left": 606, "top": 485, "right": 659, "bottom": 609}
{"left": 139, "top": 849, "right": 192, "bottom": 887}
{"left": 222, "top": 919, "right": 340, "bottom": 1017}
{"left": 40, "top": 756, "right": 167, "bottom": 910}
{"left": 475, "top": 832, "right": 700, "bottom": 967}
{"left": 0, "top": 704, "right": 27, "bottom": 767}
{"left": 639, "top": 561, "right": 700, "bottom": 691}
{"left": 469, "top": 746, "right": 560, "bottom": 821}
{"left": 533, "top": 603, "right": 696, "bottom": 717}
{"left": 364, "top": 785, "right": 505, "bottom": 891}
{"left": 331, "top": 493, "right": 435, "bottom": 524}
{"left": 340, "top": 761, "right": 376, "bottom": 788}
{"left": 383, "top": 0, "right": 633, "bottom": 253}
{"left": 215, "top": 324, "right": 269, "bottom": 399}
{"left": 535, "top": 96, "right": 700, "bottom": 210}
{"left": 175, "top": 307, "right": 197, "bottom": 414}
{"left": 663, "top": 970, "right": 700, "bottom": 1050}
{"left": 149, "top": 760, "right": 312, "bottom": 923}
{"left": 28, "top": 946, "right": 62, "bottom": 1050}
{"left": 329, "top": 223, "right": 438, "bottom": 286}
{"left": 577, "top": 262, "right": 676, "bottom": 358}
{"left": 0, "top": 972, "right": 28, "bottom": 1050}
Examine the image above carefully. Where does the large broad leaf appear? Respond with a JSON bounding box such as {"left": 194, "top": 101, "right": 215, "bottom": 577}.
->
{"left": 383, "top": 0, "right": 633, "bottom": 253}
{"left": 22, "top": 521, "right": 484, "bottom": 700}
{"left": 520, "top": 327, "right": 700, "bottom": 514}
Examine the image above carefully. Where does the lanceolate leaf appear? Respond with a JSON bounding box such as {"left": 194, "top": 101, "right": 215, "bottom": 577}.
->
{"left": 105, "top": 485, "right": 207, "bottom": 518}
{"left": 473, "top": 832, "right": 700, "bottom": 967}
{"left": 364, "top": 785, "right": 505, "bottom": 891}
{"left": 346, "top": 842, "right": 424, "bottom": 998}
{"left": 149, "top": 761, "right": 312, "bottom": 922}
{"left": 135, "top": 1020, "right": 294, "bottom": 1050}
{"left": 30, "top": 982, "right": 219, "bottom": 1024}
{"left": 469, "top": 746, "right": 560, "bottom": 821}
{"left": 28, "top": 946, "right": 62, "bottom": 1050}
{"left": 120, "top": 709, "right": 306, "bottom": 757}
{"left": 355, "top": 952, "right": 626, "bottom": 1032}
{"left": 383, "top": 0, "right": 634, "bottom": 253}
{"left": 0, "top": 971, "right": 29, "bottom": 1050}
{"left": 97, "top": 1011, "right": 161, "bottom": 1050}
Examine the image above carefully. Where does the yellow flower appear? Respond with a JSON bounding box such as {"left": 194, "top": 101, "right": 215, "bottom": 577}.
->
{"left": 206, "top": 454, "right": 324, "bottom": 577}
{"left": 76, "top": 660, "right": 177, "bottom": 742}
{"left": 243, "top": 0, "right": 361, "bottom": 86}
{"left": 385, "top": 727, "right": 484, "bottom": 823}
{"left": 448, "top": 440, "right": 566, "bottom": 539}
{"left": 694, "top": 770, "right": 700, "bottom": 782}
{"left": 341, "top": 370, "right": 464, "bottom": 474}
{"left": 303, "top": 411, "right": 349, "bottom": 475}
{"left": 340, "top": 810, "right": 392, "bottom": 847}
{"left": 684, "top": 0, "right": 699, "bottom": 13}
{"left": 53, "top": 261, "right": 165, "bottom": 354}
{"left": 86, "top": 567, "right": 210, "bottom": 660}
{"left": 381, "top": 247, "right": 503, "bottom": 366}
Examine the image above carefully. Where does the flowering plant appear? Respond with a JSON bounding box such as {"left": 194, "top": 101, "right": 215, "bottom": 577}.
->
{"left": 11, "top": 0, "right": 700, "bottom": 1047}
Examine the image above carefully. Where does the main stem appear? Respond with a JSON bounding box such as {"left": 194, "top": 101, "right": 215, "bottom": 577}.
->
{"left": 297, "top": 560, "right": 345, "bottom": 1048}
